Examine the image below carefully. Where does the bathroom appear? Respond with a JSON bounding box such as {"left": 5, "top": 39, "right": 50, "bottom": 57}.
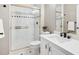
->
{"left": 0, "top": 4, "right": 79, "bottom": 55}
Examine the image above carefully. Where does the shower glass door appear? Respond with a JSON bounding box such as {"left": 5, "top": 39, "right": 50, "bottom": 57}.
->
{"left": 10, "top": 5, "right": 35, "bottom": 50}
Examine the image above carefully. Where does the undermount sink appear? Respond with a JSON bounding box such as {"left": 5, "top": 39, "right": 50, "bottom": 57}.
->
{"left": 47, "top": 34, "right": 62, "bottom": 40}
{"left": 47, "top": 34, "right": 71, "bottom": 43}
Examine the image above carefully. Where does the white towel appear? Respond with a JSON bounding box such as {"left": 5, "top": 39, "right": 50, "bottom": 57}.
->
{"left": 68, "top": 21, "right": 75, "bottom": 31}
{"left": 0, "top": 19, "right": 4, "bottom": 38}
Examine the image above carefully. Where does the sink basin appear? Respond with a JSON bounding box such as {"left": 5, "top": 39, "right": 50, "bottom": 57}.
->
{"left": 47, "top": 34, "right": 62, "bottom": 39}
{"left": 47, "top": 34, "right": 71, "bottom": 43}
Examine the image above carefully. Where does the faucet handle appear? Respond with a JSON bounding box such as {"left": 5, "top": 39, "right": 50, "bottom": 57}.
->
{"left": 63, "top": 32, "right": 67, "bottom": 38}
{"left": 60, "top": 33, "right": 63, "bottom": 37}
{"left": 67, "top": 36, "right": 71, "bottom": 39}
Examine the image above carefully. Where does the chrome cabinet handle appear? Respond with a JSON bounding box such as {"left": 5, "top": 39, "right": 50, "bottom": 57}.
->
{"left": 49, "top": 47, "right": 51, "bottom": 52}
{"left": 45, "top": 45, "right": 48, "bottom": 49}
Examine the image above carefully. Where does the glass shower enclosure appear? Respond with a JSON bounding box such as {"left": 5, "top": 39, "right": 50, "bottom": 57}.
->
{"left": 9, "top": 5, "right": 40, "bottom": 52}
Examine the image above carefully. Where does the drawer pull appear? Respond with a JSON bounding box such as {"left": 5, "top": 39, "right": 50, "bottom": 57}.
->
{"left": 45, "top": 45, "right": 47, "bottom": 49}
{"left": 49, "top": 47, "right": 51, "bottom": 51}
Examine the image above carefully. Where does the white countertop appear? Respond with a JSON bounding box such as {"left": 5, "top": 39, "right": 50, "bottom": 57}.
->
{"left": 41, "top": 34, "right": 79, "bottom": 55}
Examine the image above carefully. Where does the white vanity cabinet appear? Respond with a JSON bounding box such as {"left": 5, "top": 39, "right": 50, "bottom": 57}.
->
{"left": 40, "top": 37, "right": 65, "bottom": 55}
{"left": 40, "top": 36, "right": 72, "bottom": 55}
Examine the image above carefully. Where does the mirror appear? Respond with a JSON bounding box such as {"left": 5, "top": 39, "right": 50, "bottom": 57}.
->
{"left": 55, "top": 4, "right": 77, "bottom": 34}
{"left": 63, "top": 4, "right": 76, "bottom": 34}
{"left": 55, "top": 4, "right": 64, "bottom": 33}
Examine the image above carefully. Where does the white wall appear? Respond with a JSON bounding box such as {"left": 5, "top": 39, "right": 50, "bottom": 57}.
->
{"left": 40, "top": 4, "right": 45, "bottom": 33}
{"left": 44, "top": 4, "right": 56, "bottom": 33}
{"left": 34, "top": 4, "right": 56, "bottom": 33}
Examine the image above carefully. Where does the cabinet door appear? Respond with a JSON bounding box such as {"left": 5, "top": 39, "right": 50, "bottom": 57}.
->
{"left": 40, "top": 37, "right": 49, "bottom": 55}
{"left": 49, "top": 42, "right": 65, "bottom": 55}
